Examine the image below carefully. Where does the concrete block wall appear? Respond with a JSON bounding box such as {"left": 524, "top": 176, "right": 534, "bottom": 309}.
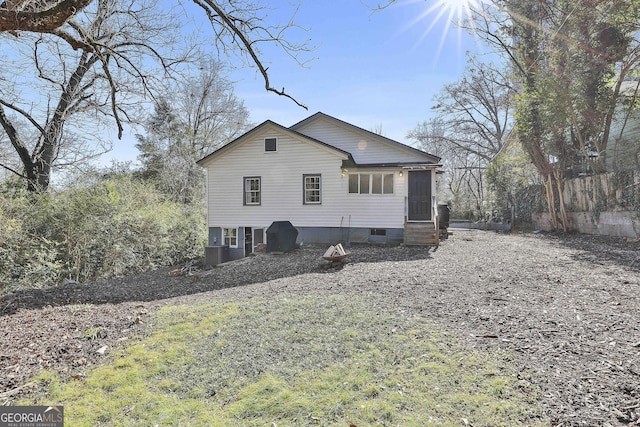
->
{"left": 532, "top": 171, "right": 640, "bottom": 238}
{"left": 533, "top": 211, "right": 639, "bottom": 238}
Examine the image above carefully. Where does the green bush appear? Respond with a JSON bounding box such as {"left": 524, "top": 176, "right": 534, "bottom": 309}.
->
{"left": 0, "top": 176, "right": 206, "bottom": 295}
{"left": 0, "top": 188, "right": 64, "bottom": 294}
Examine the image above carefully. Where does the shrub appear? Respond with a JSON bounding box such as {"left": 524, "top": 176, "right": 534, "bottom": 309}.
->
{"left": 0, "top": 188, "right": 64, "bottom": 294}
{"left": 53, "top": 176, "right": 206, "bottom": 282}
{"left": 0, "top": 176, "right": 206, "bottom": 295}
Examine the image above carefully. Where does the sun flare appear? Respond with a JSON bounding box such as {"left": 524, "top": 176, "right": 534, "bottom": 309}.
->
{"left": 403, "top": 0, "right": 486, "bottom": 63}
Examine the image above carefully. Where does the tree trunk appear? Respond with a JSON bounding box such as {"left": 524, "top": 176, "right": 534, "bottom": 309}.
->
{"left": 553, "top": 169, "right": 571, "bottom": 232}
{"left": 543, "top": 174, "right": 559, "bottom": 231}
{"left": 0, "top": 52, "right": 95, "bottom": 193}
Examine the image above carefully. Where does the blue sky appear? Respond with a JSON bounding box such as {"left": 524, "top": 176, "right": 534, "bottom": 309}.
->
{"left": 233, "top": 0, "right": 483, "bottom": 142}
{"left": 109, "top": 0, "right": 486, "bottom": 162}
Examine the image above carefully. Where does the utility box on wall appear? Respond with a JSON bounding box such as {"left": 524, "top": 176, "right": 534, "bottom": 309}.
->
{"left": 204, "top": 245, "right": 229, "bottom": 267}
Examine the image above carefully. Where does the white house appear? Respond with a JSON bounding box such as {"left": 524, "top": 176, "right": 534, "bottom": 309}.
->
{"left": 197, "top": 112, "right": 441, "bottom": 260}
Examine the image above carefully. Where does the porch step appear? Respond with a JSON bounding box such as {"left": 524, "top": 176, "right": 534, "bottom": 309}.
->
{"left": 404, "top": 222, "right": 439, "bottom": 246}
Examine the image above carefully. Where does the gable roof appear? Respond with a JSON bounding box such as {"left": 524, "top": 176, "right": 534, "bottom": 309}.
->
{"left": 289, "top": 112, "right": 441, "bottom": 164}
{"left": 197, "top": 113, "right": 442, "bottom": 168}
{"left": 196, "top": 119, "right": 354, "bottom": 166}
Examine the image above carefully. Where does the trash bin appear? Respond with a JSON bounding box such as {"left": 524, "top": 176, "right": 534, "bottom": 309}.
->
{"left": 437, "top": 204, "right": 450, "bottom": 229}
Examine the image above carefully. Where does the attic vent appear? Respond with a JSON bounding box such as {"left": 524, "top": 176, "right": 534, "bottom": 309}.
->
{"left": 265, "top": 138, "right": 277, "bottom": 152}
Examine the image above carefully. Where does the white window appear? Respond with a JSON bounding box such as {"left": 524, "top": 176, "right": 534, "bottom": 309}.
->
{"left": 348, "top": 173, "right": 394, "bottom": 194}
{"left": 244, "top": 177, "right": 261, "bottom": 205}
{"left": 383, "top": 173, "right": 394, "bottom": 194}
{"left": 372, "top": 173, "right": 383, "bottom": 194}
{"left": 304, "top": 174, "right": 321, "bottom": 204}
{"left": 348, "top": 174, "right": 359, "bottom": 193}
{"left": 223, "top": 228, "right": 237, "bottom": 247}
{"left": 360, "top": 174, "right": 370, "bottom": 194}
{"left": 265, "top": 138, "right": 277, "bottom": 152}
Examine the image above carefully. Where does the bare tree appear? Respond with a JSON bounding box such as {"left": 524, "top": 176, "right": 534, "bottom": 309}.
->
{"left": 370, "top": 123, "right": 384, "bottom": 136}
{"left": 0, "top": 0, "right": 191, "bottom": 191}
{"left": 414, "top": 57, "right": 514, "bottom": 162}
{"left": 470, "top": 0, "right": 640, "bottom": 231}
{"left": 410, "top": 117, "right": 487, "bottom": 220}
{"left": 409, "top": 58, "right": 514, "bottom": 220}
{"left": 136, "top": 58, "right": 252, "bottom": 203}
{"left": 179, "top": 58, "right": 252, "bottom": 157}
{"left": 0, "top": 0, "right": 92, "bottom": 33}
{"left": 0, "top": 0, "right": 312, "bottom": 192}
{"left": 0, "top": 0, "right": 311, "bottom": 108}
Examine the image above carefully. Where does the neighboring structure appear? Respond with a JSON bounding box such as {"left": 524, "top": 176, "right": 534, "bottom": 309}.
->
{"left": 533, "top": 82, "right": 640, "bottom": 237}
{"left": 197, "top": 112, "right": 441, "bottom": 260}
{"left": 605, "top": 80, "right": 640, "bottom": 172}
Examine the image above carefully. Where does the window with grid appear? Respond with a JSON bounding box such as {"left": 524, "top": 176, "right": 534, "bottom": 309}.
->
{"left": 303, "top": 174, "right": 321, "bottom": 204}
{"left": 244, "top": 177, "right": 261, "bottom": 205}
{"left": 223, "top": 228, "right": 237, "bottom": 247}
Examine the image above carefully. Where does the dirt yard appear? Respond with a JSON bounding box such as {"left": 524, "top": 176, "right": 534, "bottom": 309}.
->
{"left": 1, "top": 230, "right": 639, "bottom": 426}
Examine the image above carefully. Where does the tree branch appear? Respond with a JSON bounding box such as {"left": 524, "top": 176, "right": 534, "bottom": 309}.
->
{"left": 0, "top": 0, "right": 91, "bottom": 32}
{"left": 193, "top": 0, "right": 308, "bottom": 110}
{"left": 0, "top": 161, "right": 27, "bottom": 179}
{"left": 0, "top": 99, "right": 46, "bottom": 134}
{"left": 0, "top": 103, "right": 34, "bottom": 171}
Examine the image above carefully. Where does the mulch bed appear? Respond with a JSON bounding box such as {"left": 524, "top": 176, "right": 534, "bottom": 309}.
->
{"left": 1, "top": 230, "right": 639, "bottom": 426}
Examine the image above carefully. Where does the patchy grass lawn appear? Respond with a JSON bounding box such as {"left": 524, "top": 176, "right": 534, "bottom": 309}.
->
{"left": 25, "top": 293, "right": 546, "bottom": 426}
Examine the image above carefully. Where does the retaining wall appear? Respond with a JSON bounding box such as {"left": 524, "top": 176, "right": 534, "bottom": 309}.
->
{"left": 533, "top": 171, "right": 640, "bottom": 238}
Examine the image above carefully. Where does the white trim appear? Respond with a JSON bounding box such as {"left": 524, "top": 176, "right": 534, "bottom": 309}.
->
{"left": 223, "top": 227, "right": 238, "bottom": 248}
{"left": 264, "top": 137, "right": 278, "bottom": 153}
{"left": 244, "top": 176, "right": 261, "bottom": 205}
{"left": 303, "top": 174, "right": 322, "bottom": 205}
{"left": 347, "top": 172, "right": 395, "bottom": 195}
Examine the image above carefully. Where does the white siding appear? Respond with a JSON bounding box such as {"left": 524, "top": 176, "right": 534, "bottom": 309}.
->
{"left": 206, "top": 127, "right": 410, "bottom": 229}
{"left": 294, "top": 117, "right": 429, "bottom": 164}
{"left": 339, "top": 170, "right": 407, "bottom": 228}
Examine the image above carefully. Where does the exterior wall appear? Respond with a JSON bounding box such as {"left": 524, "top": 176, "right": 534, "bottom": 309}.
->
{"left": 208, "top": 227, "right": 222, "bottom": 246}
{"left": 204, "top": 126, "right": 413, "bottom": 232}
{"left": 208, "top": 225, "right": 404, "bottom": 261}
{"left": 202, "top": 120, "right": 440, "bottom": 255}
{"left": 296, "top": 226, "right": 404, "bottom": 245}
{"left": 206, "top": 226, "right": 241, "bottom": 260}
{"left": 293, "top": 117, "right": 431, "bottom": 164}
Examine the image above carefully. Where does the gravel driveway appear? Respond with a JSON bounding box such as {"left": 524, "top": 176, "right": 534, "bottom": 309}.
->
{"left": 1, "top": 230, "right": 639, "bottom": 426}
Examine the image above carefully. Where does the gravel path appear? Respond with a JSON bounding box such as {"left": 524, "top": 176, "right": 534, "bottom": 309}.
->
{"left": 1, "top": 230, "right": 639, "bottom": 426}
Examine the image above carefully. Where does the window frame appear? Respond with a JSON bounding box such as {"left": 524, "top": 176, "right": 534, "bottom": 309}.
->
{"left": 348, "top": 174, "right": 359, "bottom": 194}
{"left": 243, "top": 176, "right": 261, "bottom": 206}
{"left": 303, "top": 174, "right": 322, "bottom": 205}
{"left": 371, "top": 173, "right": 383, "bottom": 194}
{"left": 264, "top": 137, "right": 277, "bottom": 152}
{"left": 370, "top": 228, "right": 387, "bottom": 236}
{"left": 383, "top": 173, "right": 394, "bottom": 194}
{"left": 348, "top": 173, "right": 394, "bottom": 195}
{"left": 223, "top": 227, "right": 238, "bottom": 248}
